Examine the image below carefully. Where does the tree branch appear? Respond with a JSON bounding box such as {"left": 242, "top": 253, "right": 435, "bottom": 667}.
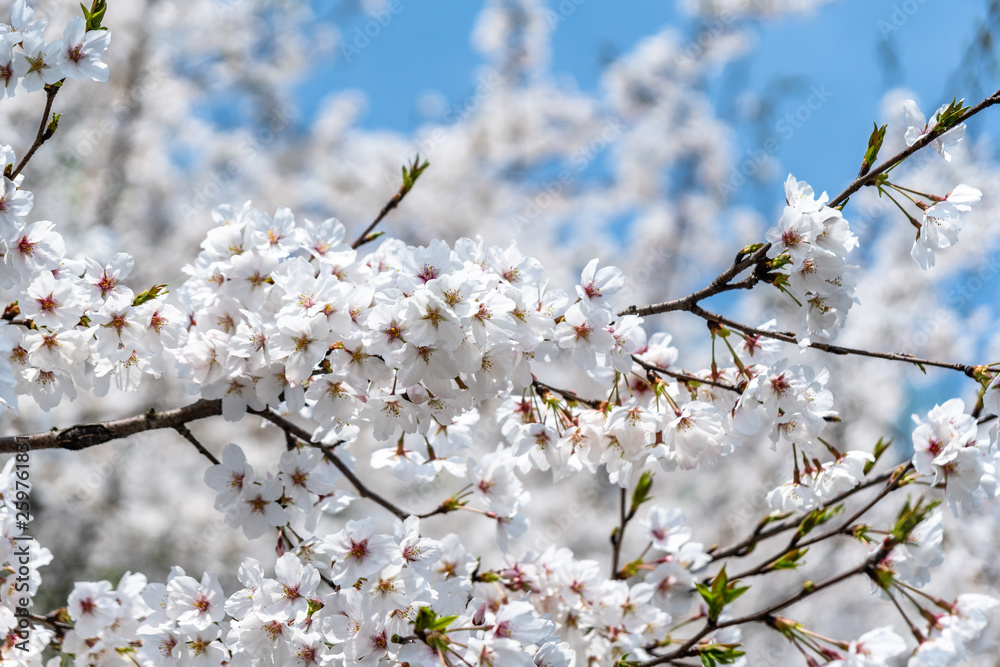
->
{"left": 249, "top": 407, "right": 411, "bottom": 521}
{"left": 10, "top": 82, "right": 63, "bottom": 180}
{"left": 173, "top": 424, "right": 220, "bottom": 465}
{"left": 617, "top": 244, "right": 771, "bottom": 318}
{"left": 727, "top": 463, "right": 909, "bottom": 582}
{"left": 350, "top": 156, "right": 429, "bottom": 249}
{"left": 707, "top": 467, "right": 899, "bottom": 562}
{"left": 688, "top": 305, "right": 977, "bottom": 377}
{"left": 827, "top": 87, "right": 1000, "bottom": 209}
{"left": 531, "top": 377, "right": 603, "bottom": 408}
{"left": 631, "top": 356, "right": 741, "bottom": 394}
{"left": 0, "top": 399, "right": 223, "bottom": 453}
{"left": 641, "top": 544, "right": 892, "bottom": 665}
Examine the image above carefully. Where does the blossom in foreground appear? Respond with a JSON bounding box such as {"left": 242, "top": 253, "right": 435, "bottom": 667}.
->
{"left": 903, "top": 99, "right": 966, "bottom": 161}
{"left": 53, "top": 15, "right": 111, "bottom": 81}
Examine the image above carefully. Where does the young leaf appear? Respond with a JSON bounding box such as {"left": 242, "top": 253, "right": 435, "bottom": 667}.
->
{"left": 859, "top": 122, "right": 887, "bottom": 176}
{"left": 696, "top": 566, "right": 749, "bottom": 623}
{"left": 770, "top": 547, "right": 808, "bottom": 570}
{"left": 864, "top": 437, "right": 892, "bottom": 475}
{"left": 132, "top": 284, "right": 169, "bottom": 306}
{"left": 629, "top": 470, "right": 655, "bottom": 517}
{"left": 699, "top": 644, "right": 746, "bottom": 667}
{"left": 795, "top": 505, "right": 843, "bottom": 539}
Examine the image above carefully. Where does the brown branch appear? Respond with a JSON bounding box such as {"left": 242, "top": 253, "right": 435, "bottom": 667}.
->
{"left": 708, "top": 467, "right": 898, "bottom": 562}
{"left": 0, "top": 399, "right": 223, "bottom": 453}
{"left": 173, "top": 424, "right": 220, "bottom": 465}
{"left": 688, "top": 305, "right": 977, "bottom": 377}
{"left": 619, "top": 88, "right": 1000, "bottom": 328}
{"left": 827, "top": 87, "right": 1000, "bottom": 209}
{"left": 617, "top": 245, "right": 771, "bottom": 318}
{"left": 642, "top": 544, "right": 892, "bottom": 666}
{"left": 610, "top": 487, "right": 628, "bottom": 578}
{"left": 531, "top": 377, "right": 602, "bottom": 407}
{"left": 249, "top": 408, "right": 410, "bottom": 521}
{"left": 727, "top": 463, "right": 909, "bottom": 582}
{"left": 631, "top": 356, "right": 741, "bottom": 394}
{"left": 10, "top": 82, "right": 63, "bottom": 180}
{"left": 350, "top": 156, "right": 429, "bottom": 249}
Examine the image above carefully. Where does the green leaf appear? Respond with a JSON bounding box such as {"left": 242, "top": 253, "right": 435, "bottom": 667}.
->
{"left": 132, "top": 284, "right": 169, "bottom": 306}
{"left": 619, "top": 557, "right": 644, "bottom": 579}
{"left": 859, "top": 122, "right": 887, "bottom": 175}
{"left": 770, "top": 547, "right": 808, "bottom": 570}
{"left": 400, "top": 155, "right": 430, "bottom": 192}
{"left": 629, "top": 470, "right": 654, "bottom": 517}
{"left": 891, "top": 496, "right": 941, "bottom": 544}
{"left": 696, "top": 566, "right": 749, "bottom": 623}
{"left": 84, "top": 0, "right": 108, "bottom": 30}
{"left": 45, "top": 113, "right": 61, "bottom": 138}
{"left": 795, "top": 504, "right": 843, "bottom": 539}
{"left": 699, "top": 644, "right": 746, "bottom": 666}
{"left": 864, "top": 437, "right": 892, "bottom": 475}
{"left": 413, "top": 607, "right": 457, "bottom": 634}
{"left": 935, "top": 97, "right": 970, "bottom": 130}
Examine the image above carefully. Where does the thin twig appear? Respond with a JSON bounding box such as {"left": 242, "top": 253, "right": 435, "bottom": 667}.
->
{"left": 350, "top": 156, "right": 429, "bottom": 249}
{"left": 631, "top": 356, "right": 741, "bottom": 394}
{"left": 249, "top": 408, "right": 411, "bottom": 520}
{"left": 619, "top": 87, "right": 1000, "bottom": 327}
{"left": 173, "top": 424, "right": 220, "bottom": 465}
{"left": 708, "top": 467, "right": 898, "bottom": 562}
{"left": 727, "top": 463, "right": 909, "bottom": 581}
{"left": 532, "top": 377, "right": 602, "bottom": 407}
{"left": 689, "top": 306, "right": 977, "bottom": 377}
{"left": 641, "top": 544, "right": 892, "bottom": 665}
{"left": 617, "top": 245, "right": 771, "bottom": 318}
{"left": 10, "top": 82, "right": 62, "bottom": 180}
{"left": 827, "top": 87, "right": 1000, "bottom": 209}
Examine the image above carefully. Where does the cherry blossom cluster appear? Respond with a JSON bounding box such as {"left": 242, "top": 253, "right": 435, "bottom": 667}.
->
{"left": 0, "top": 0, "right": 110, "bottom": 94}
{"left": 3, "top": 15, "right": 1000, "bottom": 658}
{"left": 175, "top": 202, "right": 642, "bottom": 432}
{"left": 764, "top": 175, "right": 859, "bottom": 341}
{"left": 171, "top": 203, "right": 654, "bottom": 537}
{"left": 900, "top": 100, "right": 983, "bottom": 269}
{"left": 5, "top": 181, "right": 999, "bottom": 666}
{"left": 52, "top": 506, "right": 719, "bottom": 665}
{"left": 910, "top": 399, "right": 998, "bottom": 513}
{"left": 0, "top": 151, "right": 185, "bottom": 412}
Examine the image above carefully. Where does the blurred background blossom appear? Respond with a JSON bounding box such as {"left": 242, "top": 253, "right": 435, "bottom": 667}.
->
{"left": 5, "top": 0, "right": 1000, "bottom": 659}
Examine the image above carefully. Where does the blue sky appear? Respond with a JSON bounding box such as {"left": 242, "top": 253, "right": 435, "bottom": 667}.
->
{"left": 299, "top": 0, "right": 996, "bottom": 219}
{"left": 293, "top": 0, "right": 999, "bottom": 428}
